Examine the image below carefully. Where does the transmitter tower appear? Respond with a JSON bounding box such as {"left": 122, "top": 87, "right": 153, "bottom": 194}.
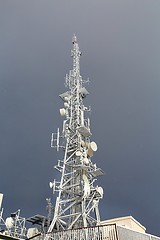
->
{"left": 49, "top": 35, "right": 104, "bottom": 232}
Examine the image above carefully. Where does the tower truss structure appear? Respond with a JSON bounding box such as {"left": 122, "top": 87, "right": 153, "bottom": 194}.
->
{"left": 48, "top": 35, "right": 104, "bottom": 232}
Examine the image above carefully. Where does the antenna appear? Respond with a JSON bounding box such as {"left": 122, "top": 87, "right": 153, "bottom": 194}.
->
{"left": 47, "top": 36, "right": 104, "bottom": 233}
{"left": 0, "top": 193, "right": 3, "bottom": 210}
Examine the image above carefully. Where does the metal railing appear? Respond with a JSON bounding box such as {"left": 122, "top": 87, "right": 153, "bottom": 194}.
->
{"left": 40, "top": 224, "right": 160, "bottom": 240}
{"left": 43, "top": 224, "right": 118, "bottom": 240}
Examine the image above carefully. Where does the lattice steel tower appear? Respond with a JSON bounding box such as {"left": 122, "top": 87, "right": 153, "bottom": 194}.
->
{"left": 48, "top": 35, "right": 104, "bottom": 232}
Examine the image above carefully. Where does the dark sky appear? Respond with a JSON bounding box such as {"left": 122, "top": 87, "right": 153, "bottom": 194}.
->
{"left": 0, "top": 0, "right": 160, "bottom": 236}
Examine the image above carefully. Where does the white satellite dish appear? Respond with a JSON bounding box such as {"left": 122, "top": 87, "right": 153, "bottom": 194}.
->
{"left": 5, "top": 217, "right": 14, "bottom": 229}
{"left": 96, "top": 186, "right": 103, "bottom": 199}
{"left": 59, "top": 108, "right": 66, "bottom": 117}
{"left": 64, "top": 102, "right": 69, "bottom": 108}
{"left": 27, "top": 228, "right": 39, "bottom": 239}
{"left": 87, "top": 141, "right": 98, "bottom": 157}
{"left": 83, "top": 157, "right": 89, "bottom": 165}
{"left": 90, "top": 141, "right": 98, "bottom": 151}
{"left": 75, "top": 151, "right": 82, "bottom": 157}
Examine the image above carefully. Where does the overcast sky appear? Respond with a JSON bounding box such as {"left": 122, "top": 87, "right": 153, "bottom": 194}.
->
{"left": 0, "top": 0, "right": 160, "bottom": 236}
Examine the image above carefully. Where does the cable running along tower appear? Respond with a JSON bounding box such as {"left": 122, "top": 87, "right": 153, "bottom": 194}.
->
{"left": 49, "top": 35, "right": 104, "bottom": 232}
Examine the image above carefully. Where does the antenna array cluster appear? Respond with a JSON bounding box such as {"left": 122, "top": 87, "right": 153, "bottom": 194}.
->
{"left": 48, "top": 35, "right": 104, "bottom": 232}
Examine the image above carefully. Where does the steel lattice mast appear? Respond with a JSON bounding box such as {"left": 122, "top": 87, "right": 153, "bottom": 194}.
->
{"left": 48, "top": 35, "right": 104, "bottom": 232}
